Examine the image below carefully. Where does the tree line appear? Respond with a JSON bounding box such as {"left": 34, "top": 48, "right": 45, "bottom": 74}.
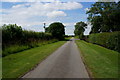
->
{"left": 74, "top": 1, "right": 120, "bottom": 52}
{"left": 74, "top": 1, "right": 120, "bottom": 37}
{"left": 2, "top": 24, "right": 53, "bottom": 48}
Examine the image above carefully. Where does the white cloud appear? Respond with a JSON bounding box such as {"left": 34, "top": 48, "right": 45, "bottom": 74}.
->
{"left": 1, "top": 0, "right": 118, "bottom": 2}
{"left": 0, "top": 0, "right": 57, "bottom": 2}
{"left": 1, "top": 2, "right": 82, "bottom": 23}
{"left": 1, "top": 2, "right": 83, "bottom": 34}
{"left": 47, "top": 11, "right": 67, "bottom": 18}
{"left": 47, "top": 1, "right": 83, "bottom": 10}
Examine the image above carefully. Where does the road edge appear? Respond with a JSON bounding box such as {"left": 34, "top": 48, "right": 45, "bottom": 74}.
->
{"left": 20, "top": 41, "right": 67, "bottom": 78}
{"left": 75, "top": 40, "right": 93, "bottom": 78}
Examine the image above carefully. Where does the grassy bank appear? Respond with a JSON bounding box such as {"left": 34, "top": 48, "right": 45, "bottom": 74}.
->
{"left": 3, "top": 39, "right": 58, "bottom": 57}
{"left": 76, "top": 40, "right": 119, "bottom": 78}
{"left": 3, "top": 41, "right": 66, "bottom": 78}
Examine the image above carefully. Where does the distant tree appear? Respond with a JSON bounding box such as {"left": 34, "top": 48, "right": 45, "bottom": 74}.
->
{"left": 86, "top": 2, "right": 120, "bottom": 33}
{"left": 74, "top": 21, "right": 87, "bottom": 39}
{"left": 45, "top": 22, "right": 65, "bottom": 40}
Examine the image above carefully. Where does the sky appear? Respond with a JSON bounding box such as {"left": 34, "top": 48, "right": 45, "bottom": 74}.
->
{"left": 0, "top": 0, "right": 97, "bottom": 35}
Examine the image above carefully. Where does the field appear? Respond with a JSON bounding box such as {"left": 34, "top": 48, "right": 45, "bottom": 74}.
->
{"left": 3, "top": 41, "right": 66, "bottom": 78}
{"left": 76, "top": 40, "right": 119, "bottom": 78}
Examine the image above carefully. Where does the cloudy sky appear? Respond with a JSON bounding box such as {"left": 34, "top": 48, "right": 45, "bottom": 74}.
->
{"left": 0, "top": 0, "right": 97, "bottom": 35}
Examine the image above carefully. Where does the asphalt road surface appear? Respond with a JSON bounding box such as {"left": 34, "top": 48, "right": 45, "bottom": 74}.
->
{"left": 23, "top": 38, "right": 89, "bottom": 78}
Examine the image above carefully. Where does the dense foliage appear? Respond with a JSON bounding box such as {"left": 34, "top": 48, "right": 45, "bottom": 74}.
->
{"left": 45, "top": 22, "right": 65, "bottom": 40}
{"left": 2, "top": 24, "right": 55, "bottom": 56}
{"left": 2, "top": 24, "right": 53, "bottom": 47}
{"left": 74, "top": 21, "right": 87, "bottom": 39}
{"left": 87, "top": 2, "right": 120, "bottom": 33}
{"left": 89, "top": 31, "right": 120, "bottom": 52}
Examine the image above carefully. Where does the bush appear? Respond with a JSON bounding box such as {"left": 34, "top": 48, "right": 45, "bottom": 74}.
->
{"left": 2, "top": 24, "right": 54, "bottom": 48}
{"left": 2, "top": 24, "right": 55, "bottom": 57}
{"left": 89, "top": 31, "right": 120, "bottom": 52}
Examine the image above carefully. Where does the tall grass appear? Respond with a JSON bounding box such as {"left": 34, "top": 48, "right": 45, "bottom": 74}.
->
{"left": 3, "top": 39, "right": 58, "bottom": 57}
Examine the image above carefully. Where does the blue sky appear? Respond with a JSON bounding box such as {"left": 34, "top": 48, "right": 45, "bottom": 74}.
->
{"left": 0, "top": 1, "right": 95, "bottom": 35}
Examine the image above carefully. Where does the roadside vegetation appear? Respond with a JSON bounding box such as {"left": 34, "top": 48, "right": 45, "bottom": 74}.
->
{"left": 74, "top": 21, "right": 87, "bottom": 40}
{"left": 89, "top": 31, "right": 120, "bottom": 52}
{"left": 2, "top": 22, "right": 67, "bottom": 78}
{"left": 2, "top": 22, "right": 66, "bottom": 57}
{"left": 75, "top": 2, "right": 120, "bottom": 53}
{"left": 86, "top": 2, "right": 120, "bottom": 33}
{"left": 3, "top": 39, "right": 58, "bottom": 57}
{"left": 86, "top": 2, "right": 120, "bottom": 53}
{"left": 2, "top": 24, "right": 55, "bottom": 57}
{"left": 76, "top": 40, "right": 119, "bottom": 78}
{"left": 3, "top": 39, "right": 66, "bottom": 78}
{"left": 74, "top": 2, "right": 120, "bottom": 78}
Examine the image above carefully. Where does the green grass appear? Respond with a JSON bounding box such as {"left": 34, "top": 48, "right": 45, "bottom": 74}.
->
{"left": 0, "top": 58, "right": 1, "bottom": 79}
{"left": 74, "top": 36, "right": 79, "bottom": 39}
{"left": 3, "top": 45, "right": 30, "bottom": 57}
{"left": 64, "top": 37, "right": 72, "bottom": 40}
{"left": 3, "top": 39, "right": 58, "bottom": 57}
{"left": 76, "top": 40, "right": 119, "bottom": 78}
{"left": 3, "top": 41, "right": 66, "bottom": 78}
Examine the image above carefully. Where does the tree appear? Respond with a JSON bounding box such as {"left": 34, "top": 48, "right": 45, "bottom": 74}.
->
{"left": 74, "top": 21, "right": 87, "bottom": 39}
{"left": 90, "top": 16, "right": 103, "bottom": 33}
{"left": 2, "top": 24, "right": 23, "bottom": 41}
{"left": 45, "top": 22, "right": 65, "bottom": 40}
{"left": 86, "top": 2, "right": 120, "bottom": 33}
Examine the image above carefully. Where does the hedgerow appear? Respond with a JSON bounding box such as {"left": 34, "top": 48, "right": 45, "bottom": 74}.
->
{"left": 89, "top": 31, "right": 120, "bottom": 52}
{"left": 2, "top": 24, "right": 56, "bottom": 57}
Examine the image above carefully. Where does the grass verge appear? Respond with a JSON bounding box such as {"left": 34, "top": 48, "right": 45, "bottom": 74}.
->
{"left": 3, "top": 41, "right": 66, "bottom": 78}
{"left": 76, "top": 40, "right": 119, "bottom": 78}
{"left": 64, "top": 37, "right": 72, "bottom": 41}
{"left": 3, "top": 39, "right": 58, "bottom": 57}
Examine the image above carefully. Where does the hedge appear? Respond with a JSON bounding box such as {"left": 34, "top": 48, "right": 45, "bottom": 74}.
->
{"left": 89, "top": 31, "right": 120, "bottom": 52}
{"left": 2, "top": 24, "right": 54, "bottom": 47}
{"left": 2, "top": 24, "right": 56, "bottom": 57}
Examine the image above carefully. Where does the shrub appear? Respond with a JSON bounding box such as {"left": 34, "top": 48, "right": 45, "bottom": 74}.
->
{"left": 89, "top": 31, "right": 120, "bottom": 52}
{"left": 2, "top": 24, "right": 54, "bottom": 48}
{"left": 2, "top": 24, "right": 55, "bottom": 57}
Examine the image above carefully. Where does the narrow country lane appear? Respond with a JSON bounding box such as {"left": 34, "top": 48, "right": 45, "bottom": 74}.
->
{"left": 23, "top": 38, "right": 89, "bottom": 78}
